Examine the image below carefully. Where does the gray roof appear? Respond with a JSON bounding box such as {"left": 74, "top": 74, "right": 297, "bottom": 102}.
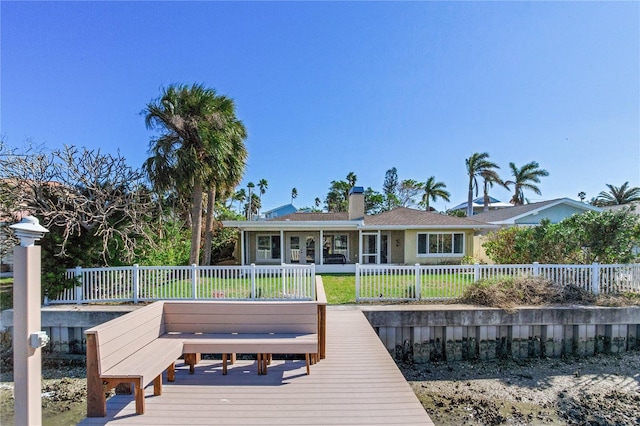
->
{"left": 268, "top": 212, "right": 349, "bottom": 221}
{"left": 364, "top": 207, "right": 490, "bottom": 227}
{"left": 469, "top": 198, "right": 598, "bottom": 223}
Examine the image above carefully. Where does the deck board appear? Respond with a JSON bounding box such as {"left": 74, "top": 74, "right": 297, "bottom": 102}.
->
{"left": 78, "top": 308, "right": 433, "bottom": 425}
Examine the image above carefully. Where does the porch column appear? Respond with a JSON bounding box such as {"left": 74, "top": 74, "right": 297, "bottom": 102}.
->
{"left": 319, "top": 230, "right": 324, "bottom": 265}
{"left": 358, "top": 229, "right": 362, "bottom": 264}
{"left": 280, "top": 230, "right": 285, "bottom": 263}
{"left": 376, "top": 230, "right": 381, "bottom": 264}
{"left": 240, "top": 230, "right": 245, "bottom": 265}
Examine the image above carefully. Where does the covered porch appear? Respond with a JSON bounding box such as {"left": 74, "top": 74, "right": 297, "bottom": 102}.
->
{"left": 235, "top": 228, "right": 406, "bottom": 271}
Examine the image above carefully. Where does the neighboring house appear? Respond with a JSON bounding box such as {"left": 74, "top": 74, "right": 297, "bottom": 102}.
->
{"left": 262, "top": 204, "right": 298, "bottom": 220}
{"left": 469, "top": 198, "right": 601, "bottom": 226}
{"left": 470, "top": 198, "right": 602, "bottom": 263}
{"left": 222, "top": 187, "right": 496, "bottom": 272}
{"left": 601, "top": 201, "right": 640, "bottom": 215}
{"left": 449, "top": 196, "right": 513, "bottom": 215}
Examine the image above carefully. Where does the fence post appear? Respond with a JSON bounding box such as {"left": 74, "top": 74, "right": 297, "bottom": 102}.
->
{"left": 311, "top": 263, "right": 316, "bottom": 300}
{"left": 132, "top": 264, "right": 139, "bottom": 304}
{"left": 414, "top": 264, "right": 421, "bottom": 300}
{"left": 355, "top": 263, "right": 361, "bottom": 302}
{"left": 281, "top": 263, "right": 287, "bottom": 298}
{"left": 251, "top": 263, "right": 256, "bottom": 299}
{"left": 74, "top": 266, "right": 83, "bottom": 304}
{"left": 533, "top": 262, "right": 539, "bottom": 277}
{"left": 191, "top": 264, "right": 198, "bottom": 299}
{"left": 592, "top": 262, "right": 600, "bottom": 295}
{"left": 474, "top": 262, "right": 480, "bottom": 282}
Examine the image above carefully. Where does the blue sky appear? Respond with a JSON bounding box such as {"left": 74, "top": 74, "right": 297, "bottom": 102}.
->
{"left": 2, "top": 1, "right": 639, "bottom": 212}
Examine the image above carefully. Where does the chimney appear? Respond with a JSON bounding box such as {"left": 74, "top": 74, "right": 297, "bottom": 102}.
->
{"left": 348, "top": 186, "right": 365, "bottom": 220}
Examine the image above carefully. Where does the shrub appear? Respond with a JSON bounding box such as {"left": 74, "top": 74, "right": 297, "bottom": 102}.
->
{"left": 460, "top": 276, "right": 596, "bottom": 311}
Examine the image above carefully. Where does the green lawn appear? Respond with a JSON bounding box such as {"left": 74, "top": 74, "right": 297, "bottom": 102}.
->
{"left": 0, "top": 277, "right": 13, "bottom": 310}
{"left": 0, "top": 273, "right": 466, "bottom": 307}
{"left": 320, "top": 274, "right": 357, "bottom": 304}
{"left": 319, "top": 273, "right": 471, "bottom": 304}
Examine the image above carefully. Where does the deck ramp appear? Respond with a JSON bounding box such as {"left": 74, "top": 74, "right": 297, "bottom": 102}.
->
{"left": 78, "top": 307, "right": 433, "bottom": 425}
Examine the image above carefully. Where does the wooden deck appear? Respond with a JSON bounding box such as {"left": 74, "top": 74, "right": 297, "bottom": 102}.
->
{"left": 78, "top": 307, "right": 433, "bottom": 425}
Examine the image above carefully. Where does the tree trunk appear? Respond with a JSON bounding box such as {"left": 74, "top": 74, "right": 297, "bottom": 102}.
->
{"left": 467, "top": 180, "right": 474, "bottom": 217}
{"left": 483, "top": 183, "right": 490, "bottom": 212}
{"left": 202, "top": 187, "right": 216, "bottom": 265}
{"left": 189, "top": 184, "right": 204, "bottom": 265}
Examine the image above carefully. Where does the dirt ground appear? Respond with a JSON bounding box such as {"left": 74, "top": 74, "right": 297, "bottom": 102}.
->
{"left": 398, "top": 351, "right": 640, "bottom": 425}
{"left": 0, "top": 352, "right": 639, "bottom": 425}
{"left": 0, "top": 356, "right": 88, "bottom": 426}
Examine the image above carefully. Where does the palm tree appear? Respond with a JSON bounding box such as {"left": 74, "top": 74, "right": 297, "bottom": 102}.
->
{"left": 480, "top": 169, "right": 508, "bottom": 212}
{"left": 291, "top": 187, "right": 298, "bottom": 204}
{"left": 465, "top": 152, "right": 500, "bottom": 216}
{"left": 420, "top": 176, "right": 450, "bottom": 211}
{"left": 243, "top": 193, "right": 260, "bottom": 218}
{"left": 505, "top": 161, "right": 549, "bottom": 205}
{"left": 578, "top": 191, "right": 586, "bottom": 203}
{"left": 143, "top": 83, "right": 240, "bottom": 265}
{"left": 246, "top": 182, "right": 255, "bottom": 219}
{"left": 257, "top": 178, "right": 268, "bottom": 216}
{"left": 233, "top": 189, "right": 246, "bottom": 214}
{"left": 202, "top": 117, "right": 247, "bottom": 264}
{"left": 346, "top": 172, "right": 357, "bottom": 188}
{"left": 594, "top": 182, "right": 640, "bottom": 206}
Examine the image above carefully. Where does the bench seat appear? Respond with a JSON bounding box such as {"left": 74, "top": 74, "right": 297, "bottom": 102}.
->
{"left": 100, "top": 339, "right": 183, "bottom": 379}
{"left": 165, "top": 332, "right": 318, "bottom": 354}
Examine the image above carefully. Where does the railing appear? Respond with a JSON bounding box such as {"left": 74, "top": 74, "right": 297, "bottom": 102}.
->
{"left": 49, "top": 263, "right": 316, "bottom": 305}
{"left": 356, "top": 262, "right": 640, "bottom": 302}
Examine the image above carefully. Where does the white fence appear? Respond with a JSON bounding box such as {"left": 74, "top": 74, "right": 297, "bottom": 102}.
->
{"left": 356, "top": 262, "right": 640, "bottom": 302}
{"left": 48, "top": 264, "right": 316, "bottom": 305}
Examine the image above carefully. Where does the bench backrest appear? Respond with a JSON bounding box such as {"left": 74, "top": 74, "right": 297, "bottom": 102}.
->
{"left": 162, "top": 301, "right": 318, "bottom": 334}
{"left": 85, "top": 301, "right": 166, "bottom": 373}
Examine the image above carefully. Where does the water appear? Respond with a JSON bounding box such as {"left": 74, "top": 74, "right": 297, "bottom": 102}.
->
{"left": 0, "top": 402, "right": 86, "bottom": 426}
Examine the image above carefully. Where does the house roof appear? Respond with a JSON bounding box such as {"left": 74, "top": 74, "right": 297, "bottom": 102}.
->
{"left": 263, "top": 203, "right": 297, "bottom": 215}
{"left": 269, "top": 212, "right": 349, "bottom": 221}
{"left": 449, "top": 196, "right": 512, "bottom": 211}
{"left": 602, "top": 202, "right": 640, "bottom": 215}
{"left": 469, "top": 198, "right": 600, "bottom": 224}
{"left": 363, "top": 207, "right": 491, "bottom": 228}
{"left": 223, "top": 207, "right": 495, "bottom": 230}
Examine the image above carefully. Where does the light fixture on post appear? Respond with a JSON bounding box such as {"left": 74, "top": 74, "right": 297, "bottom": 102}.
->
{"left": 10, "top": 216, "right": 49, "bottom": 426}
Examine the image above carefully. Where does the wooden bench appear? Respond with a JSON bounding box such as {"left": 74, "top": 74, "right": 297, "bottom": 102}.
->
{"left": 85, "top": 301, "right": 183, "bottom": 417}
{"left": 161, "top": 300, "right": 318, "bottom": 376}
{"left": 86, "top": 299, "right": 321, "bottom": 417}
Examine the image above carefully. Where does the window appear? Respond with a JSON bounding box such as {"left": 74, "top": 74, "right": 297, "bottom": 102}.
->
{"left": 323, "top": 234, "right": 348, "bottom": 257}
{"left": 257, "top": 235, "right": 281, "bottom": 260}
{"left": 417, "top": 233, "right": 464, "bottom": 255}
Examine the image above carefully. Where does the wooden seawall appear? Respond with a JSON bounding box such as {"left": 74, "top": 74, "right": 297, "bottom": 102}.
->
{"left": 361, "top": 304, "right": 640, "bottom": 363}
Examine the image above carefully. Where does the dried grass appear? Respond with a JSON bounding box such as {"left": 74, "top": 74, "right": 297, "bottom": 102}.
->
{"left": 459, "top": 275, "right": 616, "bottom": 311}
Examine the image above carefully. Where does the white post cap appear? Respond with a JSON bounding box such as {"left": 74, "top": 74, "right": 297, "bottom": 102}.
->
{"left": 9, "top": 216, "right": 49, "bottom": 247}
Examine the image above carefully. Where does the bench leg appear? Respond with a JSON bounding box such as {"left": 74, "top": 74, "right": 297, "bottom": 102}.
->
{"left": 86, "top": 333, "right": 107, "bottom": 417}
{"left": 153, "top": 374, "right": 162, "bottom": 396}
{"left": 305, "top": 354, "right": 310, "bottom": 375}
{"left": 167, "top": 362, "right": 176, "bottom": 382}
{"left": 257, "top": 354, "right": 268, "bottom": 375}
{"left": 133, "top": 378, "right": 145, "bottom": 415}
{"left": 222, "top": 353, "right": 228, "bottom": 375}
{"left": 185, "top": 353, "right": 200, "bottom": 375}
{"left": 230, "top": 353, "right": 236, "bottom": 365}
